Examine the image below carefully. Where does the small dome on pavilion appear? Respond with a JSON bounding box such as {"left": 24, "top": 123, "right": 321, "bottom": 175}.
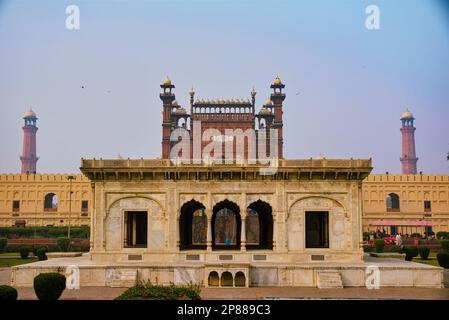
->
{"left": 265, "top": 99, "right": 273, "bottom": 106}
{"left": 401, "top": 109, "right": 414, "bottom": 119}
{"left": 171, "top": 99, "right": 179, "bottom": 106}
{"left": 259, "top": 107, "right": 272, "bottom": 115}
{"left": 175, "top": 107, "right": 187, "bottom": 115}
{"left": 23, "top": 109, "right": 37, "bottom": 118}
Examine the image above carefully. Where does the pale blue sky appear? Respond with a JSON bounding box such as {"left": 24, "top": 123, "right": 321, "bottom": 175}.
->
{"left": 0, "top": 0, "right": 448, "bottom": 174}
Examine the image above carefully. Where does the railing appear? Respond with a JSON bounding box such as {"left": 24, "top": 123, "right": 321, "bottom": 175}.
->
{"left": 81, "top": 158, "right": 372, "bottom": 169}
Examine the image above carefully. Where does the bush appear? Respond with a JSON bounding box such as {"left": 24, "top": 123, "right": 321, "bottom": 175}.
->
{"left": 0, "top": 226, "right": 90, "bottom": 239}
{"left": 440, "top": 240, "right": 449, "bottom": 253}
{"left": 436, "top": 231, "right": 449, "bottom": 240}
{"left": 374, "top": 239, "right": 385, "bottom": 253}
{"left": 362, "top": 245, "right": 373, "bottom": 253}
{"left": 57, "top": 237, "right": 70, "bottom": 252}
{"left": 0, "top": 237, "right": 7, "bottom": 253}
{"left": 36, "top": 247, "right": 47, "bottom": 261}
{"left": 404, "top": 246, "right": 419, "bottom": 261}
{"left": 418, "top": 247, "right": 430, "bottom": 260}
{"left": 0, "top": 285, "right": 18, "bottom": 301}
{"left": 19, "top": 246, "right": 30, "bottom": 259}
{"left": 437, "top": 253, "right": 449, "bottom": 269}
{"left": 33, "top": 273, "right": 66, "bottom": 300}
{"left": 115, "top": 282, "right": 201, "bottom": 300}
{"left": 382, "top": 245, "right": 402, "bottom": 253}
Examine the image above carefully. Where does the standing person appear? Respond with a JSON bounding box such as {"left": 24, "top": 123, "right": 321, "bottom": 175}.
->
{"left": 396, "top": 233, "right": 403, "bottom": 247}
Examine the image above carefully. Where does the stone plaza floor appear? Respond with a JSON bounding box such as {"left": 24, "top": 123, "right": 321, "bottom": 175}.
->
{"left": 1, "top": 267, "right": 448, "bottom": 300}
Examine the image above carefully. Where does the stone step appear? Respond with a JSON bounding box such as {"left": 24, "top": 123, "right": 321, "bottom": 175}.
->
{"left": 110, "top": 270, "right": 138, "bottom": 288}
{"left": 317, "top": 271, "right": 343, "bottom": 289}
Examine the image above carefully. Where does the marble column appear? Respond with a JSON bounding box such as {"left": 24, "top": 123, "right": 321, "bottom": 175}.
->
{"left": 240, "top": 215, "right": 246, "bottom": 252}
{"left": 207, "top": 217, "right": 212, "bottom": 252}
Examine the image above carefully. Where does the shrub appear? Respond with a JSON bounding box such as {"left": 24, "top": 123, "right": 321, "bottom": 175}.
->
{"left": 0, "top": 226, "right": 90, "bottom": 239}
{"left": 33, "top": 273, "right": 66, "bottom": 300}
{"left": 0, "top": 237, "right": 7, "bottom": 253}
{"left": 440, "top": 240, "right": 449, "bottom": 253}
{"left": 418, "top": 247, "right": 430, "bottom": 260}
{"left": 57, "top": 237, "right": 70, "bottom": 252}
{"left": 404, "top": 246, "right": 419, "bottom": 261}
{"left": 36, "top": 247, "right": 47, "bottom": 261}
{"left": 437, "top": 253, "right": 449, "bottom": 269}
{"left": 362, "top": 245, "right": 373, "bottom": 253}
{"left": 374, "top": 239, "right": 385, "bottom": 253}
{"left": 19, "top": 246, "right": 30, "bottom": 259}
{"left": 0, "top": 285, "right": 18, "bottom": 301}
{"left": 436, "top": 231, "right": 449, "bottom": 240}
{"left": 382, "top": 245, "right": 402, "bottom": 253}
{"left": 115, "top": 282, "right": 201, "bottom": 300}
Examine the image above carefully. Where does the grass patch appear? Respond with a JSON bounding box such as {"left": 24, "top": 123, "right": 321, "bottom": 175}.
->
{"left": 0, "top": 258, "right": 38, "bottom": 267}
{"left": 0, "top": 252, "right": 20, "bottom": 257}
{"left": 412, "top": 252, "right": 440, "bottom": 267}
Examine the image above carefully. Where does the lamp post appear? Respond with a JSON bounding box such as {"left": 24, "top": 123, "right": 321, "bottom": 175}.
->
{"left": 67, "top": 175, "right": 75, "bottom": 239}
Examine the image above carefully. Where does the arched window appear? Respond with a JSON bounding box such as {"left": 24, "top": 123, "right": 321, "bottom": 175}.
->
{"left": 234, "top": 272, "right": 246, "bottom": 287}
{"left": 220, "top": 272, "right": 233, "bottom": 287}
{"left": 386, "top": 193, "right": 400, "bottom": 211}
{"left": 212, "top": 200, "right": 241, "bottom": 250}
{"left": 44, "top": 193, "right": 58, "bottom": 211}
{"left": 179, "top": 200, "right": 207, "bottom": 250}
{"left": 246, "top": 200, "right": 273, "bottom": 250}
{"left": 208, "top": 272, "right": 219, "bottom": 287}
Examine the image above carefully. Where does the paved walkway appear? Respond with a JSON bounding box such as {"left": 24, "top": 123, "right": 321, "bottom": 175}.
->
{"left": 1, "top": 268, "right": 448, "bottom": 300}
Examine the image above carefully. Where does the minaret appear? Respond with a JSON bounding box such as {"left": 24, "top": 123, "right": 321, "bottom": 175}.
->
{"left": 160, "top": 76, "right": 176, "bottom": 159}
{"left": 270, "top": 76, "right": 285, "bottom": 159}
{"left": 400, "top": 109, "right": 418, "bottom": 174}
{"left": 20, "top": 109, "right": 39, "bottom": 174}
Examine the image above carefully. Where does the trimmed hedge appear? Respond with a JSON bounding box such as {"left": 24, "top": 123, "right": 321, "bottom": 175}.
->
{"left": 36, "top": 247, "right": 47, "bottom": 261}
{"left": 0, "top": 226, "right": 90, "bottom": 239}
{"left": 115, "top": 282, "right": 201, "bottom": 300}
{"left": 4, "top": 243, "right": 89, "bottom": 254}
{"left": 0, "top": 285, "right": 18, "bottom": 301}
{"left": 0, "top": 237, "right": 7, "bottom": 253}
{"left": 437, "top": 253, "right": 449, "bottom": 268}
{"left": 363, "top": 245, "right": 373, "bottom": 253}
{"left": 436, "top": 231, "right": 449, "bottom": 240}
{"left": 440, "top": 240, "right": 449, "bottom": 253}
{"left": 19, "top": 246, "right": 30, "bottom": 259}
{"left": 57, "top": 237, "right": 71, "bottom": 252}
{"left": 374, "top": 239, "right": 385, "bottom": 253}
{"left": 418, "top": 247, "right": 430, "bottom": 260}
{"left": 33, "top": 273, "right": 66, "bottom": 300}
{"left": 403, "top": 246, "right": 419, "bottom": 261}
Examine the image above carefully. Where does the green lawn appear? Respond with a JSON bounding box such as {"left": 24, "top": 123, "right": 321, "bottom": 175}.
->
{"left": 412, "top": 252, "right": 441, "bottom": 267}
{"left": 0, "top": 252, "right": 20, "bottom": 257}
{"left": 0, "top": 258, "right": 38, "bottom": 267}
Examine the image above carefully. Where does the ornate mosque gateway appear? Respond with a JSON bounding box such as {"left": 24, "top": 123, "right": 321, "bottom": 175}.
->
{"left": 10, "top": 78, "right": 443, "bottom": 289}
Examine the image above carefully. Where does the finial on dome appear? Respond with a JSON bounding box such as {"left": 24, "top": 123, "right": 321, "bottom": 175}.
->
{"left": 163, "top": 76, "right": 172, "bottom": 86}
{"left": 251, "top": 87, "right": 257, "bottom": 96}
{"left": 273, "top": 75, "right": 282, "bottom": 86}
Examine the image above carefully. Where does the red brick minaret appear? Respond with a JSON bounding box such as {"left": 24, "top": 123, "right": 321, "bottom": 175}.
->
{"left": 160, "top": 77, "right": 176, "bottom": 159}
{"left": 400, "top": 109, "right": 418, "bottom": 174}
{"left": 20, "top": 109, "right": 39, "bottom": 174}
{"left": 270, "top": 76, "right": 285, "bottom": 159}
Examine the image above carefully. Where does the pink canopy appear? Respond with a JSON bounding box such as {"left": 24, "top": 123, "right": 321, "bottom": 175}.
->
{"left": 369, "top": 220, "right": 434, "bottom": 227}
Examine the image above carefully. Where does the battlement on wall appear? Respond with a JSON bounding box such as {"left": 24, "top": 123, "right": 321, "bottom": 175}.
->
{"left": 0, "top": 173, "right": 88, "bottom": 182}
{"left": 364, "top": 174, "right": 449, "bottom": 183}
